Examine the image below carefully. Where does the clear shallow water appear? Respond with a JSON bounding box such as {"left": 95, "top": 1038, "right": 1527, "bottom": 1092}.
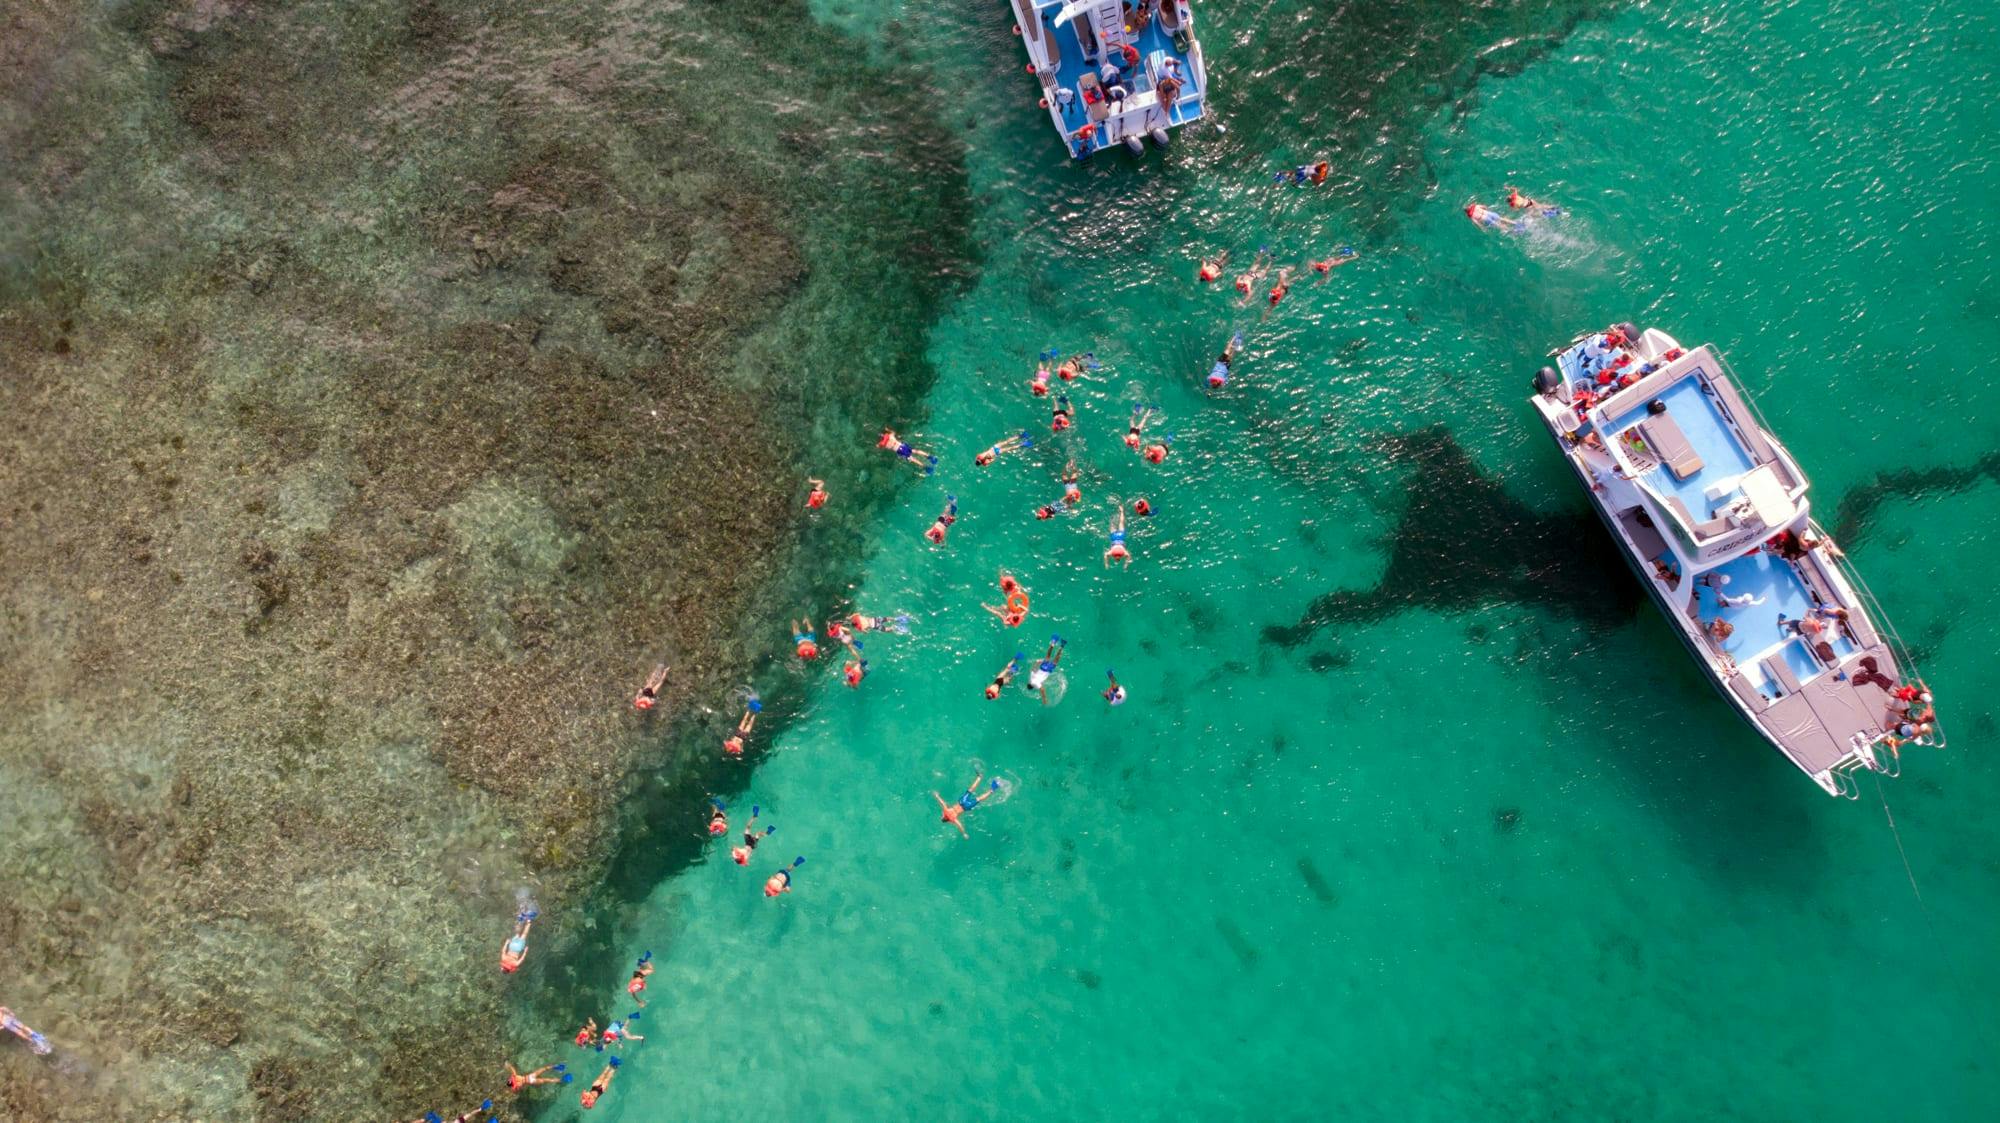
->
{"left": 563, "top": 1, "right": 2000, "bottom": 1120}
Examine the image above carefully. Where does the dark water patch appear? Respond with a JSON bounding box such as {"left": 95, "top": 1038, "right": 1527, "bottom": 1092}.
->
{"left": 1262, "top": 426, "right": 1639, "bottom": 647}
{"left": 1214, "top": 916, "right": 1262, "bottom": 968}
{"left": 1296, "top": 856, "right": 1339, "bottom": 906}
{"left": 1074, "top": 967, "right": 1102, "bottom": 991}
{"left": 1829, "top": 450, "right": 2000, "bottom": 545}
{"left": 1306, "top": 649, "right": 1353, "bottom": 673}
{"left": 1495, "top": 807, "right": 1522, "bottom": 833}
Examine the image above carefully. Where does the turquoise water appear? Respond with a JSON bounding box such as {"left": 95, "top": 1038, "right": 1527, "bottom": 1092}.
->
{"left": 564, "top": 2, "right": 2000, "bottom": 1120}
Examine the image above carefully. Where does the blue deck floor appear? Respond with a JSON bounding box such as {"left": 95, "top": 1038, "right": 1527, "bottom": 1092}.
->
{"left": 1694, "top": 550, "right": 1854, "bottom": 696}
{"left": 1606, "top": 373, "right": 1757, "bottom": 519}
{"left": 1033, "top": 4, "right": 1205, "bottom": 150}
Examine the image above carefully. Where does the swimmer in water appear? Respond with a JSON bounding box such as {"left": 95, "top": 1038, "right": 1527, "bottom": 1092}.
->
{"left": 842, "top": 647, "right": 868, "bottom": 688}
{"left": 632, "top": 663, "right": 668, "bottom": 711}
{"left": 1104, "top": 507, "right": 1131, "bottom": 567}
{"left": 924, "top": 494, "right": 958, "bottom": 545}
{"left": 1505, "top": 186, "right": 1563, "bottom": 217}
{"left": 805, "top": 477, "right": 828, "bottom": 509}
{"left": 506, "top": 1062, "right": 564, "bottom": 1092}
{"left": 934, "top": 771, "right": 1003, "bottom": 838}
{"left": 1056, "top": 353, "right": 1094, "bottom": 382}
{"left": 498, "top": 908, "right": 536, "bottom": 973}
{"left": 706, "top": 799, "right": 729, "bottom": 837}
{"left": 1132, "top": 496, "right": 1153, "bottom": 518}
{"left": 1027, "top": 634, "right": 1067, "bottom": 704}
{"left": 876, "top": 429, "right": 939, "bottom": 474}
{"left": 600, "top": 1015, "right": 644, "bottom": 1048}
{"left": 1051, "top": 393, "right": 1073, "bottom": 433}
{"left": 1198, "top": 249, "right": 1229, "bottom": 283}
{"left": 732, "top": 805, "right": 774, "bottom": 865}
{"left": 982, "top": 570, "right": 1031, "bottom": 626}
{"left": 626, "top": 952, "right": 654, "bottom": 1004}
{"left": 1061, "top": 459, "right": 1082, "bottom": 506}
{"left": 1125, "top": 404, "right": 1157, "bottom": 450}
{"left": 790, "top": 618, "right": 820, "bottom": 660}
{"left": 1207, "top": 332, "right": 1243, "bottom": 388}
{"left": 573, "top": 1018, "right": 599, "bottom": 1048}
{"left": 579, "top": 1058, "right": 619, "bottom": 1109}
{"left": 1140, "top": 434, "right": 1171, "bottom": 464}
{"left": 1311, "top": 246, "right": 1359, "bottom": 279}
{"left": 722, "top": 692, "right": 760, "bottom": 756}
{"left": 974, "top": 430, "right": 1034, "bottom": 466}
{"left": 1103, "top": 668, "right": 1127, "bottom": 706}
{"left": 1464, "top": 202, "right": 1518, "bottom": 232}
{"left": 846, "top": 610, "right": 912, "bottom": 635}
{"left": 1265, "top": 266, "right": 1295, "bottom": 311}
{"left": 984, "top": 652, "right": 1024, "bottom": 699}
{"left": 1234, "top": 246, "right": 1272, "bottom": 302}
{"left": 765, "top": 856, "right": 805, "bottom": 897}
{"left": 0, "top": 1007, "right": 52, "bottom": 1056}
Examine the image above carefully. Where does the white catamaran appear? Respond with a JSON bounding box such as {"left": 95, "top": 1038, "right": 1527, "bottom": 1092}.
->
{"left": 1530, "top": 325, "right": 1944, "bottom": 797}
{"left": 1008, "top": 0, "right": 1209, "bottom": 157}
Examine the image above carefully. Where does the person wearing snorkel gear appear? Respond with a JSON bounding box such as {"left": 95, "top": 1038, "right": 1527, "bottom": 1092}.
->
{"left": 846, "top": 610, "right": 911, "bottom": 634}
{"left": 934, "top": 771, "right": 1002, "bottom": 838}
{"left": 1234, "top": 246, "right": 1272, "bottom": 300}
{"left": 1465, "top": 202, "right": 1518, "bottom": 231}
{"left": 1131, "top": 497, "right": 1153, "bottom": 518}
{"left": 573, "top": 1017, "right": 599, "bottom": 1048}
{"left": 632, "top": 663, "right": 668, "bottom": 711}
{"left": 842, "top": 647, "right": 868, "bottom": 688}
{"left": 1027, "top": 635, "right": 1067, "bottom": 704}
{"left": 975, "top": 431, "right": 1034, "bottom": 466}
{"left": 416, "top": 1101, "right": 496, "bottom": 1123}
{"left": 627, "top": 952, "right": 654, "bottom": 1005}
{"left": 600, "top": 1014, "right": 644, "bottom": 1048}
{"left": 876, "top": 428, "right": 939, "bottom": 474}
{"left": 1265, "top": 266, "right": 1295, "bottom": 311}
{"left": 924, "top": 495, "right": 959, "bottom": 545}
{"left": 723, "top": 693, "right": 760, "bottom": 756}
{"left": 706, "top": 799, "right": 729, "bottom": 837}
{"left": 1103, "top": 668, "right": 1127, "bottom": 706}
{"left": 1125, "top": 404, "right": 1157, "bottom": 450}
{"left": 1198, "top": 249, "right": 1229, "bottom": 283}
{"left": 1140, "top": 434, "right": 1171, "bottom": 464}
{"left": 1311, "top": 246, "right": 1359, "bottom": 278}
{"left": 733, "top": 806, "right": 774, "bottom": 865}
{"left": 985, "top": 653, "right": 1024, "bottom": 699}
{"left": 1030, "top": 350, "right": 1055, "bottom": 397}
{"left": 579, "top": 1057, "right": 619, "bottom": 1109}
{"left": 1056, "top": 353, "right": 1090, "bottom": 382}
{"left": 498, "top": 908, "right": 536, "bottom": 972}
{"left": 1104, "top": 507, "right": 1131, "bottom": 567}
{"left": 982, "top": 570, "right": 1031, "bottom": 627}
{"left": 789, "top": 617, "right": 820, "bottom": 660}
{"left": 1051, "top": 393, "right": 1074, "bottom": 433}
{"left": 506, "top": 1062, "right": 563, "bottom": 1092}
{"left": 806, "top": 477, "right": 829, "bottom": 509}
{"left": 0, "top": 1007, "right": 52, "bottom": 1056}
{"left": 1207, "top": 332, "right": 1243, "bottom": 388}
{"left": 765, "top": 857, "right": 804, "bottom": 897}
{"left": 1505, "top": 186, "right": 1563, "bottom": 217}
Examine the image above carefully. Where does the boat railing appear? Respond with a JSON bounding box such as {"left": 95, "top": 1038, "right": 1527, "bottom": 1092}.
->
{"left": 1814, "top": 518, "right": 1947, "bottom": 751}
{"left": 1703, "top": 346, "right": 1783, "bottom": 450}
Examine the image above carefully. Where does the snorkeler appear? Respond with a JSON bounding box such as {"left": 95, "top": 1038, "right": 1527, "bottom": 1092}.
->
{"left": 722, "top": 692, "right": 760, "bottom": 756}
{"left": 706, "top": 799, "right": 729, "bottom": 837}
{"left": 733, "top": 806, "right": 775, "bottom": 865}
{"left": 1027, "top": 635, "right": 1067, "bottom": 704}
{"left": 1198, "top": 249, "right": 1229, "bottom": 283}
{"left": 876, "top": 429, "right": 939, "bottom": 474}
{"left": 1233, "top": 246, "right": 1273, "bottom": 301}
{"left": 1103, "top": 668, "right": 1127, "bottom": 706}
{"left": 984, "top": 652, "right": 1024, "bottom": 699}
{"left": 1207, "top": 332, "right": 1244, "bottom": 388}
{"left": 600, "top": 1014, "right": 644, "bottom": 1048}
{"left": 1056, "top": 353, "right": 1093, "bottom": 382}
{"left": 626, "top": 952, "right": 654, "bottom": 1005}
{"left": 806, "top": 477, "right": 828, "bottom": 509}
{"left": 846, "top": 610, "right": 911, "bottom": 634}
{"left": 924, "top": 495, "right": 959, "bottom": 545}
{"left": 1104, "top": 507, "right": 1131, "bottom": 567}
{"left": 1465, "top": 202, "right": 1518, "bottom": 232}
{"left": 1061, "top": 459, "right": 1082, "bottom": 506}
{"left": 419, "top": 1102, "right": 496, "bottom": 1123}
{"left": 790, "top": 618, "right": 820, "bottom": 660}
{"left": 842, "top": 647, "right": 868, "bottom": 688}
{"left": 573, "top": 1018, "right": 599, "bottom": 1048}
{"left": 1505, "top": 186, "right": 1563, "bottom": 217}
{"left": 632, "top": 663, "right": 669, "bottom": 712}
{"left": 1141, "top": 434, "right": 1171, "bottom": 464}
{"left": 498, "top": 908, "right": 536, "bottom": 973}
{"left": 1125, "top": 404, "right": 1157, "bottom": 450}
{"left": 1266, "top": 266, "right": 1295, "bottom": 310}
{"left": 1051, "top": 393, "right": 1073, "bottom": 433}
{"left": 982, "top": 570, "right": 1031, "bottom": 627}
{"left": 0, "top": 1007, "right": 51, "bottom": 1056}
{"left": 1132, "top": 496, "right": 1153, "bottom": 518}
{"left": 1311, "top": 246, "right": 1359, "bottom": 278}
{"left": 975, "top": 431, "right": 1035, "bottom": 466}
{"left": 579, "top": 1058, "right": 619, "bottom": 1109}
{"left": 765, "top": 856, "right": 805, "bottom": 897}
{"left": 506, "top": 1062, "right": 564, "bottom": 1092}
{"left": 934, "top": 772, "right": 1003, "bottom": 838}
{"left": 1275, "top": 160, "right": 1331, "bottom": 186}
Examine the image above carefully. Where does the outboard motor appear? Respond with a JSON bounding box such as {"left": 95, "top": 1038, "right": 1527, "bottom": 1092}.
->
{"left": 1150, "top": 126, "right": 1170, "bottom": 148}
{"left": 1533, "top": 366, "right": 1561, "bottom": 396}
{"left": 1123, "top": 134, "right": 1144, "bottom": 155}
{"left": 1615, "top": 322, "right": 1639, "bottom": 344}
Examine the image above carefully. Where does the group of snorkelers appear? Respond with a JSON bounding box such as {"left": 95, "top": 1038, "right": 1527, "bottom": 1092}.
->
{"left": 1464, "top": 186, "right": 1564, "bottom": 232}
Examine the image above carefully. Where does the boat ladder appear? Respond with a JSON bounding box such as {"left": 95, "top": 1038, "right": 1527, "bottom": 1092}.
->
{"left": 1849, "top": 731, "right": 1902, "bottom": 778}
{"left": 1093, "top": 1, "right": 1129, "bottom": 49}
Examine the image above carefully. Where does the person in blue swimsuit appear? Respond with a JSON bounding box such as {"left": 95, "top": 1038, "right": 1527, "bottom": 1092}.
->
{"left": 1103, "top": 506, "right": 1130, "bottom": 567}
{"left": 933, "top": 770, "right": 1002, "bottom": 838}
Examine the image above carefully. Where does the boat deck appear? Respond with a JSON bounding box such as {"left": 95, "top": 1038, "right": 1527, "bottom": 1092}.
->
{"left": 1027, "top": 1, "right": 1205, "bottom": 153}
{"left": 1605, "top": 374, "right": 1757, "bottom": 523}
{"left": 1692, "top": 550, "right": 1856, "bottom": 698}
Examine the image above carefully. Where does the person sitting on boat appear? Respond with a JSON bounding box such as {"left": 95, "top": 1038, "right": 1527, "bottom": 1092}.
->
{"left": 1198, "top": 250, "right": 1228, "bottom": 283}
{"left": 1703, "top": 618, "right": 1735, "bottom": 645}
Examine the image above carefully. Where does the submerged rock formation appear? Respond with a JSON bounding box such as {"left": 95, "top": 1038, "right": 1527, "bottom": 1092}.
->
{"left": 0, "top": 2, "right": 971, "bottom": 1119}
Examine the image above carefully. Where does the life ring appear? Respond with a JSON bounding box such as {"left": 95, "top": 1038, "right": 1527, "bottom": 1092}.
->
{"left": 1005, "top": 589, "right": 1030, "bottom": 614}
